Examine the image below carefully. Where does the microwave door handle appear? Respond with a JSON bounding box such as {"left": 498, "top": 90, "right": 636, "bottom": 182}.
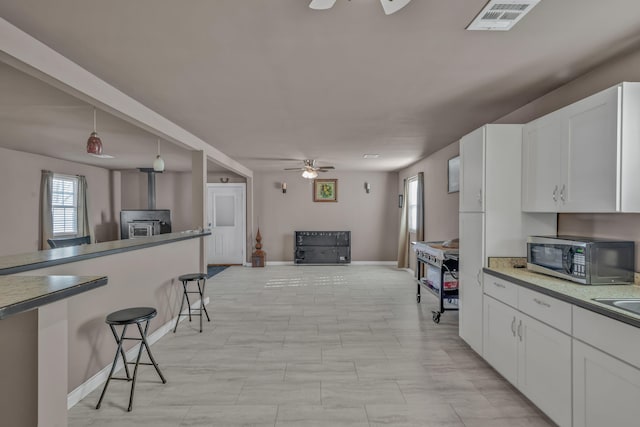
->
{"left": 563, "top": 248, "right": 574, "bottom": 275}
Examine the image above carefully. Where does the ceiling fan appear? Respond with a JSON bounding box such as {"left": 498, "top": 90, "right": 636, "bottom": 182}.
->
{"left": 309, "top": 0, "right": 412, "bottom": 15}
{"left": 284, "top": 159, "right": 335, "bottom": 179}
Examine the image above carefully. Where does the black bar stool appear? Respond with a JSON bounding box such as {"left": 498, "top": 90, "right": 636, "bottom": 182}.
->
{"left": 174, "top": 273, "right": 210, "bottom": 333}
{"left": 96, "top": 307, "right": 166, "bottom": 412}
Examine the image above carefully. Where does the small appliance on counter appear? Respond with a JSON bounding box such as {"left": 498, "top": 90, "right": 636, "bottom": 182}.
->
{"left": 527, "top": 235, "right": 635, "bottom": 285}
{"left": 120, "top": 210, "right": 172, "bottom": 239}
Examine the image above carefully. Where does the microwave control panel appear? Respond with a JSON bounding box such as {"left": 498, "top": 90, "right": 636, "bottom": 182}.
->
{"left": 572, "top": 249, "right": 586, "bottom": 277}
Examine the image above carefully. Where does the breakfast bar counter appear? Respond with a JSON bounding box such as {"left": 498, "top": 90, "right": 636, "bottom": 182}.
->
{"left": 0, "top": 275, "right": 107, "bottom": 320}
{"left": 0, "top": 230, "right": 210, "bottom": 276}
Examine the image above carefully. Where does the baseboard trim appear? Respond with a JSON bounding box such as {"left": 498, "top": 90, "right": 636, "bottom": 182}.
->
{"left": 67, "top": 297, "right": 210, "bottom": 409}
{"left": 266, "top": 261, "right": 398, "bottom": 266}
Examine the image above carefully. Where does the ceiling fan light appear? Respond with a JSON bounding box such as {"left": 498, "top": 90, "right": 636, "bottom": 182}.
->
{"left": 86, "top": 131, "right": 103, "bottom": 155}
{"left": 302, "top": 170, "right": 318, "bottom": 179}
{"left": 309, "top": 0, "right": 337, "bottom": 10}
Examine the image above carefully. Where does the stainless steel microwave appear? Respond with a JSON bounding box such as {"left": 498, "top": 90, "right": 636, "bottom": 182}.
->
{"left": 527, "top": 236, "right": 635, "bottom": 285}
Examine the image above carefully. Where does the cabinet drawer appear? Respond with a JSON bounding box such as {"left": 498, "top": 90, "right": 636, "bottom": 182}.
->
{"left": 518, "top": 287, "right": 572, "bottom": 334}
{"left": 484, "top": 274, "right": 518, "bottom": 308}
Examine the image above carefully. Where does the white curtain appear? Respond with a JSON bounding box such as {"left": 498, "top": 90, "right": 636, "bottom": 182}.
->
{"left": 416, "top": 172, "right": 425, "bottom": 243}
{"left": 77, "top": 175, "right": 92, "bottom": 242}
{"left": 40, "top": 170, "right": 54, "bottom": 250}
{"left": 397, "top": 178, "right": 410, "bottom": 268}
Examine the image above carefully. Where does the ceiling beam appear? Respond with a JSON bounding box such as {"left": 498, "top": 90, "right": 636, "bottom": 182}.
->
{"left": 0, "top": 17, "right": 252, "bottom": 178}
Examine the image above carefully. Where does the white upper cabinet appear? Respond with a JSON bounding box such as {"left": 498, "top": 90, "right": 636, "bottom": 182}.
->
{"left": 460, "top": 127, "right": 485, "bottom": 212}
{"left": 522, "top": 82, "right": 640, "bottom": 212}
{"left": 522, "top": 115, "right": 563, "bottom": 212}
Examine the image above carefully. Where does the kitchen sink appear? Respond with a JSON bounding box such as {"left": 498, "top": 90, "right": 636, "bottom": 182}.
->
{"left": 593, "top": 298, "right": 640, "bottom": 316}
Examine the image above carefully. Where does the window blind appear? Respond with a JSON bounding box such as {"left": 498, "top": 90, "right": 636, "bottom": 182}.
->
{"left": 52, "top": 175, "right": 78, "bottom": 235}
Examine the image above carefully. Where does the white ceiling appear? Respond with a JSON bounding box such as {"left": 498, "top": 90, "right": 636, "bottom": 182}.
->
{"left": 2, "top": 0, "right": 640, "bottom": 173}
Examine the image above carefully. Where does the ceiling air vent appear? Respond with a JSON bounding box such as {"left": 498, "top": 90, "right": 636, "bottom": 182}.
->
{"left": 467, "top": 0, "right": 541, "bottom": 31}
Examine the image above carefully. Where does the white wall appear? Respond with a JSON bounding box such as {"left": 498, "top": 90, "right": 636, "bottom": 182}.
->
{"left": 253, "top": 171, "right": 399, "bottom": 262}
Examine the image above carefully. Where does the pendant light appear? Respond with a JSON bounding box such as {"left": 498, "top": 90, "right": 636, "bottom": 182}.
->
{"left": 86, "top": 108, "right": 103, "bottom": 155}
{"left": 153, "top": 139, "right": 165, "bottom": 172}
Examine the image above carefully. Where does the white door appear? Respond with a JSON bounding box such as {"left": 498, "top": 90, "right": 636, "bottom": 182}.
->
{"left": 206, "top": 183, "right": 246, "bottom": 265}
{"left": 460, "top": 127, "right": 485, "bottom": 212}
{"left": 458, "top": 212, "right": 484, "bottom": 355}
{"left": 518, "top": 313, "right": 572, "bottom": 427}
{"left": 563, "top": 86, "right": 619, "bottom": 212}
{"left": 573, "top": 339, "right": 640, "bottom": 427}
{"left": 483, "top": 296, "right": 518, "bottom": 386}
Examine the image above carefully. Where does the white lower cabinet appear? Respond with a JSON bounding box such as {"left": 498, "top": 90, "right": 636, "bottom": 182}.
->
{"left": 483, "top": 296, "right": 518, "bottom": 385}
{"left": 518, "top": 312, "right": 571, "bottom": 427}
{"left": 573, "top": 339, "right": 640, "bottom": 427}
{"left": 483, "top": 277, "right": 572, "bottom": 427}
{"left": 484, "top": 296, "right": 571, "bottom": 427}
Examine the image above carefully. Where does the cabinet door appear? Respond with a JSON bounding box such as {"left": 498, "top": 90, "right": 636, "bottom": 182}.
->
{"left": 563, "top": 86, "right": 620, "bottom": 212}
{"left": 522, "top": 117, "right": 563, "bottom": 212}
{"left": 573, "top": 340, "right": 640, "bottom": 427}
{"left": 518, "top": 313, "right": 571, "bottom": 427}
{"left": 483, "top": 296, "right": 518, "bottom": 386}
{"left": 458, "top": 212, "right": 484, "bottom": 355}
{"left": 460, "top": 127, "right": 485, "bottom": 212}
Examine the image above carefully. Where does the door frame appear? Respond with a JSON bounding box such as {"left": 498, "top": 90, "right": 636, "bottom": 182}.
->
{"left": 206, "top": 183, "right": 247, "bottom": 266}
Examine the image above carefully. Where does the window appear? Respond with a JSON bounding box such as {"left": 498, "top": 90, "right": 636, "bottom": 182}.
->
{"left": 408, "top": 177, "right": 418, "bottom": 233}
{"left": 52, "top": 175, "right": 78, "bottom": 236}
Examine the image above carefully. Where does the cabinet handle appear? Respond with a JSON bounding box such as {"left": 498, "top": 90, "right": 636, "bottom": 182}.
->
{"left": 560, "top": 184, "right": 565, "bottom": 202}
{"left": 517, "top": 319, "right": 523, "bottom": 341}
{"left": 552, "top": 185, "right": 558, "bottom": 202}
{"left": 533, "top": 298, "right": 551, "bottom": 308}
{"left": 493, "top": 282, "right": 506, "bottom": 289}
{"left": 511, "top": 316, "right": 516, "bottom": 337}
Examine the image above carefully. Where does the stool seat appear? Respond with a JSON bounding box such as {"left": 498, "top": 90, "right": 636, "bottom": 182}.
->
{"left": 178, "top": 273, "right": 207, "bottom": 282}
{"left": 106, "top": 307, "right": 157, "bottom": 325}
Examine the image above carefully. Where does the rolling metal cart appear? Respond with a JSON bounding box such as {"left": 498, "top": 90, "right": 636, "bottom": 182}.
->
{"left": 413, "top": 241, "right": 459, "bottom": 323}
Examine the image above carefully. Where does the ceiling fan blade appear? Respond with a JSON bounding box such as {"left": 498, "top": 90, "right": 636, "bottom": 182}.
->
{"left": 316, "top": 166, "right": 335, "bottom": 169}
{"left": 309, "top": 0, "right": 337, "bottom": 10}
{"left": 380, "top": 0, "right": 412, "bottom": 15}
{"left": 284, "top": 168, "right": 304, "bottom": 171}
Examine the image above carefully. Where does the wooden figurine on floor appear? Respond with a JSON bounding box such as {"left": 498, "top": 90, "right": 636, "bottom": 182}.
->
{"left": 252, "top": 228, "right": 266, "bottom": 267}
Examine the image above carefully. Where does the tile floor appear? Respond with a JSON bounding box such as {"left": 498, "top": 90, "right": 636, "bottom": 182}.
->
{"left": 69, "top": 265, "right": 554, "bottom": 426}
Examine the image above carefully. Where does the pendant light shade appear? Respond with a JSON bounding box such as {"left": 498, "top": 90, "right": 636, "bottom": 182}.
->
{"left": 153, "top": 140, "right": 165, "bottom": 172}
{"left": 86, "top": 108, "right": 103, "bottom": 155}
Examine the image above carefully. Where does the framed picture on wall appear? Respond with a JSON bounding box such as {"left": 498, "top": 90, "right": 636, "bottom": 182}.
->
{"left": 313, "top": 179, "right": 338, "bottom": 202}
{"left": 448, "top": 156, "right": 460, "bottom": 193}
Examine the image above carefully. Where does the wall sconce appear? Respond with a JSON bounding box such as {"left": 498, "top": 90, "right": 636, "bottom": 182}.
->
{"left": 220, "top": 177, "right": 229, "bottom": 183}
{"left": 364, "top": 182, "right": 371, "bottom": 194}
{"left": 281, "top": 182, "right": 287, "bottom": 193}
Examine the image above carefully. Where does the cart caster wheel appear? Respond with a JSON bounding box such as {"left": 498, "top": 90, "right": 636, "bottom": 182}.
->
{"left": 416, "top": 295, "right": 421, "bottom": 303}
{"left": 432, "top": 311, "right": 441, "bottom": 324}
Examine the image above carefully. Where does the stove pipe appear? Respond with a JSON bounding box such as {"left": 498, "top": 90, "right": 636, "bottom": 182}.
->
{"left": 139, "top": 168, "right": 161, "bottom": 210}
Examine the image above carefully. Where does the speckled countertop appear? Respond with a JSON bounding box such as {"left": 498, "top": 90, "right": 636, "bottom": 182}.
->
{"left": 0, "top": 275, "right": 107, "bottom": 320}
{"left": 485, "top": 266, "right": 640, "bottom": 328}
{"left": 0, "top": 230, "right": 210, "bottom": 276}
